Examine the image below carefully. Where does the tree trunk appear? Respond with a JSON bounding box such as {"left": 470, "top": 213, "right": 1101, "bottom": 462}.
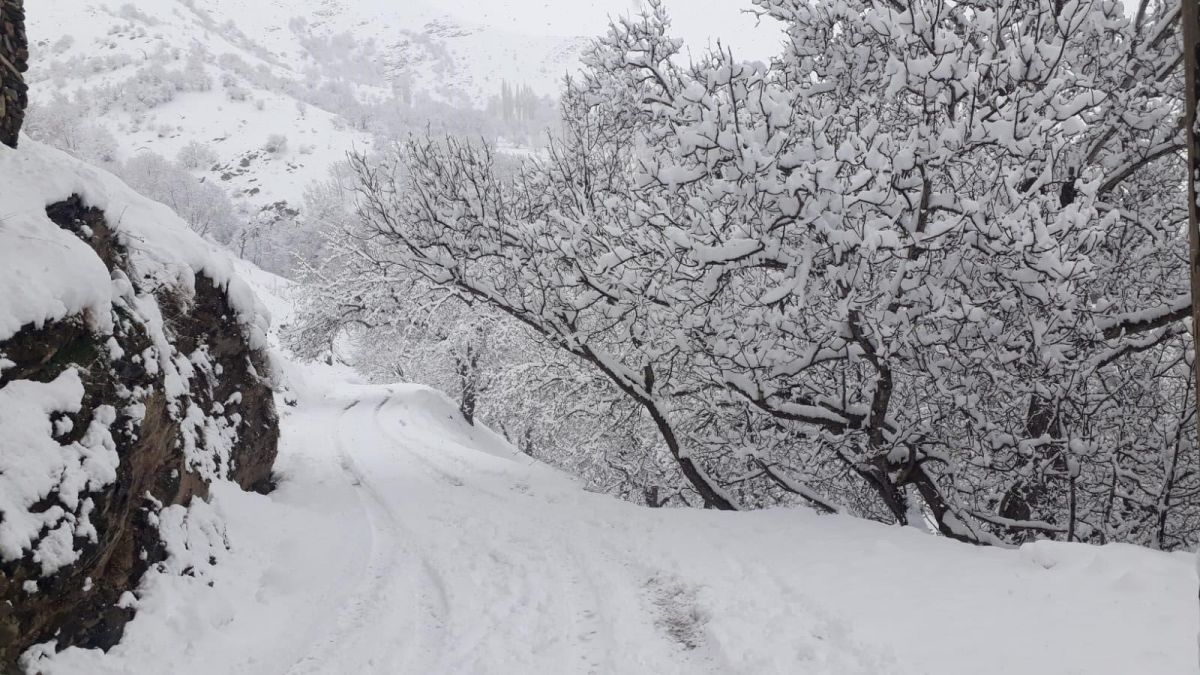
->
{"left": 643, "top": 400, "right": 736, "bottom": 510}
{"left": 1180, "top": 0, "right": 1200, "bottom": 664}
{"left": 454, "top": 343, "right": 478, "bottom": 426}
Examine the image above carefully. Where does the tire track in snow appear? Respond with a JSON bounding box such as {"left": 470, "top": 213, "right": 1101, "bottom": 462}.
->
{"left": 342, "top": 395, "right": 453, "bottom": 674}
{"left": 372, "top": 395, "right": 464, "bottom": 488}
{"left": 368, "top": 393, "right": 621, "bottom": 674}
{"left": 284, "top": 396, "right": 450, "bottom": 675}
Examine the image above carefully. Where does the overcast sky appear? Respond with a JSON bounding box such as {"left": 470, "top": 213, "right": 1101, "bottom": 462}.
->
{"left": 441, "top": 0, "right": 785, "bottom": 62}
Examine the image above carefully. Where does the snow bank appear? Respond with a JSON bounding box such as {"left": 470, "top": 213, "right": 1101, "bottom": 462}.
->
{"left": 0, "top": 137, "right": 269, "bottom": 346}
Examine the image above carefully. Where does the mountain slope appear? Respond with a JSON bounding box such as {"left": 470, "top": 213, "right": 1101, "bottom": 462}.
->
{"left": 22, "top": 0, "right": 781, "bottom": 242}
{"left": 21, "top": 0, "right": 589, "bottom": 202}
{"left": 25, "top": 0, "right": 374, "bottom": 213}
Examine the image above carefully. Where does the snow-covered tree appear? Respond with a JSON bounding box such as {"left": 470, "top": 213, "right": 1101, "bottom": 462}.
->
{"left": 23, "top": 96, "right": 118, "bottom": 165}
{"left": 176, "top": 139, "right": 218, "bottom": 170}
{"left": 121, "top": 152, "right": 238, "bottom": 241}
{"left": 286, "top": 156, "right": 698, "bottom": 505}
{"left": 341, "top": 0, "right": 1196, "bottom": 545}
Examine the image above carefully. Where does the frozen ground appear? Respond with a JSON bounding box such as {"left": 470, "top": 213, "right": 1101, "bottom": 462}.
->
{"left": 26, "top": 268, "right": 1197, "bottom": 675}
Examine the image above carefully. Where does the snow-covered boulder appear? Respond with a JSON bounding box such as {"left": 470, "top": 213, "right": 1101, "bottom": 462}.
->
{"left": 0, "top": 138, "right": 279, "bottom": 670}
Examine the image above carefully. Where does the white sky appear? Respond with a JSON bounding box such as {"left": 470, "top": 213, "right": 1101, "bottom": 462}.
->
{"left": 440, "top": 0, "right": 785, "bottom": 62}
{"left": 443, "top": 0, "right": 1150, "bottom": 65}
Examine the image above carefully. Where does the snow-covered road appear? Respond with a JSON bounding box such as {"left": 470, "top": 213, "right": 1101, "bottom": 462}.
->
{"left": 280, "top": 381, "right": 805, "bottom": 674}
{"left": 37, "top": 366, "right": 1199, "bottom": 675}
{"left": 288, "top": 386, "right": 632, "bottom": 674}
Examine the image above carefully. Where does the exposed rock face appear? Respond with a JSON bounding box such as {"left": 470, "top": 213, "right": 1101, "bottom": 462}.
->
{"left": 0, "top": 0, "right": 27, "bottom": 148}
{"left": 0, "top": 197, "right": 278, "bottom": 673}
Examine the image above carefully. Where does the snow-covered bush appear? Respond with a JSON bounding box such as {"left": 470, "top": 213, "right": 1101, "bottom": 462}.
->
{"left": 116, "top": 3, "right": 159, "bottom": 26}
{"left": 121, "top": 152, "right": 238, "bottom": 241}
{"left": 220, "top": 71, "right": 251, "bottom": 102}
{"left": 70, "top": 59, "right": 214, "bottom": 117}
{"left": 341, "top": 0, "right": 1195, "bottom": 546}
{"left": 117, "top": 64, "right": 177, "bottom": 110}
{"left": 49, "top": 35, "right": 74, "bottom": 54}
{"left": 23, "top": 98, "right": 119, "bottom": 165}
{"left": 288, "top": 160, "right": 681, "bottom": 502}
{"left": 263, "top": 133, "right": 288, "bottom": 154}
{"left": 180, "top": 47, "right": 213, "bottom": 92}
{"left": 176, "top": 140, "right": 218, "bottom": 170}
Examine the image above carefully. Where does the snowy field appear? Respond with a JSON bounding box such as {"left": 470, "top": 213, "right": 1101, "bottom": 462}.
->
{"left": 25, "top": 269, "right": 1196, "bottom": 675}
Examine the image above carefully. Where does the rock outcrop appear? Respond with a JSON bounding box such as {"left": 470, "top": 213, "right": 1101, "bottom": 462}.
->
{"left": 0, "top": 7, "right": 278, "bottom": 670}
{"left": 0, "top": 151, "right": 279, "bottom": 672}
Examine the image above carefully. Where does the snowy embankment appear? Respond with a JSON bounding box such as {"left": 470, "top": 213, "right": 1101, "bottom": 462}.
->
{"left": 31, "top": 272, "right": 1198, "bottom": 674}
{"left": 0, "top": 137, "right": 279, "bottom": 669}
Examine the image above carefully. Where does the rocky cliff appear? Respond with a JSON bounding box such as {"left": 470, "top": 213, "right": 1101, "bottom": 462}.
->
{"left": 0, "top": 142, "right": 279, "bottom": 672}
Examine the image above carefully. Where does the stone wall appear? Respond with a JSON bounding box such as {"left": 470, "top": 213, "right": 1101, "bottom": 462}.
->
{"left": 0, "top": 0, "right": 27, "bottom": 148}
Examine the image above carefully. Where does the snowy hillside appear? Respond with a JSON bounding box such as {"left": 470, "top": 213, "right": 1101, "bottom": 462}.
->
{"left": 12, "top": 0, "right": 787, "bottom": 278}
{"left": 21, "top": 0, "right": 781, "bottom": 235}
{"left": 25, "top": 0, "right": 376, "bottom": 215}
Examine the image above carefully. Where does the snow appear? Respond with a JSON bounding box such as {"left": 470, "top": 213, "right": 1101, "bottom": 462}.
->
{"left": 25, "top": 0, "right": 378, "bottom": 218}
{"left": 10, "top": 2, "right": 1197, "bottom": 672}
{"left": 0, "top": 369, "right": 107, "bottom": 573}
{"left": 23, "top": 265, "right": 1198, "bottom": 674}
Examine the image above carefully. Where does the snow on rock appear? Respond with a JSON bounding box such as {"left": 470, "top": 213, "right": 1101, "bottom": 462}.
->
{"left": 0, "top": 137, "right": 278, "bottom": 670}
{"left": 0, "top": 370, "right": 112, "bottom": 573}
{"left": 0, "top": 139, "right": 268, "bottom": 345}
